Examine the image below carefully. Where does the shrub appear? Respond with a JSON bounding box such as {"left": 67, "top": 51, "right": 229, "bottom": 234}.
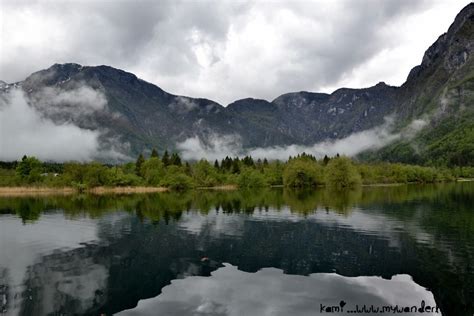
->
{"left": 192, "top": 160, "right": 220, "bottom": 187}
{"left": 141, "top": 158, "right": 165, "bottom": 186}
{"left": 237, "top": 168, "right": 267, "bottom": 188}
{"left": 283, "top": 158, "right": 324, "bottom": 187}
{"left": 325, "top": 157, "right": 361, "bottom": 188}
{"left": 161, "top": 166, "right": 194, "bottom": 190}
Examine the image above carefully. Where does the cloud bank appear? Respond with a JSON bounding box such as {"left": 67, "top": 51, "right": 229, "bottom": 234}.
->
{"left": 0, "top": 0, "right": 469, "bottom": 104}
{"left": 0, "top": 88, "right": 125, "bottom": 162}
{"left": 31, "top": 85, "right": 108, "bottom": 120}
{"left": 176, "top": 116, "right": 428, "bottom": 161}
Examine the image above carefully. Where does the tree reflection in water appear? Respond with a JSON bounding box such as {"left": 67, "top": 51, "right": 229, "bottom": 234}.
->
{"left": 0, "top": 182, "right": 472, "bottom": 315}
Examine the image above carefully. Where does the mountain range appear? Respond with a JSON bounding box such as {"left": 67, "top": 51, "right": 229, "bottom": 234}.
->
{"left": 1, "top": 3, "right": 473, "bottom": 165}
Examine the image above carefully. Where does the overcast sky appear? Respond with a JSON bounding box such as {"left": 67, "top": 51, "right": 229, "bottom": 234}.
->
{"left": 0, "top": 0, "right": 471, "bottom": 105}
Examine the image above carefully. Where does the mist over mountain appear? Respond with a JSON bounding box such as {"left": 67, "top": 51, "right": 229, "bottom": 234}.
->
{"left": 1, "top": 3, "right": 473, "bottom": 164}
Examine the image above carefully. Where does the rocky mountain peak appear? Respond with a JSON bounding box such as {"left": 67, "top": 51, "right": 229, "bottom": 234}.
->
{"left": 408, "top": 3, "right": 474, "bottom": 82}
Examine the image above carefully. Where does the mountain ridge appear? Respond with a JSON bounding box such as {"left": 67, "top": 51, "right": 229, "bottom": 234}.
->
{"left": 1, "top": 3, "right": 473, "bottom": 164}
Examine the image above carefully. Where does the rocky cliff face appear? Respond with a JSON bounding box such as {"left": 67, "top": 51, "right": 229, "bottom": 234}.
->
{"left": 1, "top": 3, "right": 473, "bottom": 162}
{"left": 364, "top": 3, "right": 474, "bottom": 165}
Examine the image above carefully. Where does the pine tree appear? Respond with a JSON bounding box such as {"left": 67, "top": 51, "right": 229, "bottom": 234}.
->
{"left": 151, "top": 148, "right": 159, "bottom": 158}
{"left": 242, "top": 156, "right": 255, "bottom": 167}
{"left": 214, "top": 159, "right": 219, "bottom": 169}
{"left": 323, "top": 155, "right": 330, "bottom": 165}
{"left": 231, "top": 157, "right": 241, "bottom": 174}
{"left": 162, "top": 150, "right": 170, "bottom": 166}
{"left": 184, "top": 162, "right": 192, "bottom": 175}
{"left": 170, "top": 153, "right": 182, "bottom": 166}
{"left": 221, "top": 156, "right": 232, "bottom": 171}
{"left": 135, "top": 153, "right": 145, "bottom": 176}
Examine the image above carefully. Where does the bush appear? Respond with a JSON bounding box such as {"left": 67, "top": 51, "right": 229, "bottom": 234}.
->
{"left": 192, "top": 160, "right": 220, "bottom": 187}
{"left": 263, "top": 162, "right": 284, "bottom": 185}
{"left": 237, "top": 168, "right": 267, "bottom": 188}
{"left": 161, "top": 166, "right": 194, "bottom": 190}
{"left": 283, "top": 158, "right": 324, "bottom": 187}
{"left": 0, "top": 168, "right": 19, "bottom": 186}
{"left": 325, "top": 157, "right": 361, "bottom": 188}
{"left": 106, "top": 167, "right": 143, "bottom": 186}
{"left": 141, "top": 158, "right": 165, "bottom": 186}
{"left": 16, "top": 156, "right": 43, "bottom": 184}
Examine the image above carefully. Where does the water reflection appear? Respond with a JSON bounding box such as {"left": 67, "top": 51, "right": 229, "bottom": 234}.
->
{"left": 119, "top": 264, "right": 438, "bottom": 316}
{"left": 0, "top": 183, "right": 473, "bottom": 315}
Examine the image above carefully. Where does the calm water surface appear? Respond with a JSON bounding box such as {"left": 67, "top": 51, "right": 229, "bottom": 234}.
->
{"left": 0, "top": 183, "right": 473, "bottom": 316}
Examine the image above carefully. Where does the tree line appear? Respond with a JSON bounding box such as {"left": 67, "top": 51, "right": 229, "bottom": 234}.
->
{"left": 1, "top": 150, "right": 472, "bottom": 190}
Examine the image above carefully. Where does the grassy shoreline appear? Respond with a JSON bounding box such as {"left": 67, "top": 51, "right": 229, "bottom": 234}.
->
{"left": 1, "top": 179, "right": 472, "bottom": 197}
{"left": 0, "top": 186, "right": 168, "bottom": 196}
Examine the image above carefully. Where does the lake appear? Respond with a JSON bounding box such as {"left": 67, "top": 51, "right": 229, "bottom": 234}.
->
{"left": 0, "top": 183, "right": 473, "bottom": 315}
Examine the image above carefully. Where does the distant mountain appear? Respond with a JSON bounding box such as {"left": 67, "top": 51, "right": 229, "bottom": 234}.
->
{"left": 2, "top": 3, "right": 473, "bottom": 165}
{"left": 1, "top": 63, "right": 400, "bottom": 152}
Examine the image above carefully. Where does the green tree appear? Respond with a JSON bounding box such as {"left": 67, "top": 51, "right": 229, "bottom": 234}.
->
{"left": 82, "top": 162, "right": 109, "bottom": 187}
{"left": 161, "top": 165, "right": 193, "bottom": 190}
{"left": 141, "top": 157, "right": 165, "bottom": 186}
{"left": 283, "top": 158, "right": 324, "bottom": 187}
{"left": 151, "top": 148, "right": 159, "bottom": 158}
{"left": 323, "top": 155, "right": 330, "bottom": 166}
{"left": 106, "top": 167, "right": 143, "bottom": 186}
{"left": 231, "top": 158, "right": 241, "bottom": 174}
{"left": 162, "top": 150, "right": 170, "bottom": 166}
{"left": 238, "top": 168, "right": 267, "bottom": 188}
{"left": 193, "top": 159, "right": 219, "bottom": 187}
{"left": 263, "top": 161, "right": 284, "bottom": 185}
{"left": 170, "top": 153, "right": 182, "bottom": 166}
{"left": 325, "top": 157, "right": 361, "bottom": 188}
{"left": 16, "top": 155, "right": 43, "bottom": 184}
{"left": 135, "top": 153, "right": 145, "bottom": 176}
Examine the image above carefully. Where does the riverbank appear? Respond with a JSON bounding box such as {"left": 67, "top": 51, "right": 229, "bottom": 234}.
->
{"left": 0, "top": 185, "right": 246, "bottom": 197}
{"left": 0, "top": 186, "right": 169, "bottom": 197}
{"left": 2, "top": 179, "right": 472, "bottom": 197}
{"left": 196, "top": 184, "right": 238, "bottom": 191}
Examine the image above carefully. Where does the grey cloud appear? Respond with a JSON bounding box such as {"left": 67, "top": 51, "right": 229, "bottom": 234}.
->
{"left": 30, "top": 84, "right": 108, "bottom": 119}
{"left": 0, "top": 88, "right": 128, "bottom": 161}
{"left": 175, "top": 115, "right": 429, "bottom": 161}
{"left": 168, "top": 96, "right": 199, "bottom": 114}
{"left": 2, "top": 0, "right": 467, "bottom": 104}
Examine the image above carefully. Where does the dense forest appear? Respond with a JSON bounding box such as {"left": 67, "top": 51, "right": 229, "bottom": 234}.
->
{"left": 1, "top": 150, "right": 473, "bottom": 191}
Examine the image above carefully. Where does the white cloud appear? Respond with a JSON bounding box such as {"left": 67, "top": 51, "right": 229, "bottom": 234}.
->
{"left": 177, "top": 134, "right": 243, "bottom": 161}
{"left": 0, "top": 0, "right": 470, "bottom": 104}
{"left": 176, "top": 114, "right": 431, "bottom": 161}
{"left": 31, "top": 84, "right": 108, "bottom": 119}
{"left": 248, "top": 120, "right": 400, "bottom": 160}
{"left": 120, "top": 263, "right": 438, "bottom": 316}
{"left": 0, "top": 88, "right": 126, "bottom": 161}
{"left": 168, "top": 96, "right": 199, "bottom": 114}
{"left": 176, "top": 117, "right": 399, "bottom": 161}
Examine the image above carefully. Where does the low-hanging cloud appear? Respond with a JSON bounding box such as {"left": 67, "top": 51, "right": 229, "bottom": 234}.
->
{"left": 168, "top": 96, "right": 199, "bottom": 114}
{"left": 0, "top": 88, "right": 127, "bottom": 162}
{"left": 176, "top": 116, "right": 428, "bottom": 161}
{"left": 177, "top": 134, "right": 243, "bottom": 161}
{"left": 31, "top": 84, "right": 108, "bottom": 120}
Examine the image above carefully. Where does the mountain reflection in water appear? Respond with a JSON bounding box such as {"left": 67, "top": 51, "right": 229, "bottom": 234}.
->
{"left": 0, "top": 183, "right": 473, "bottom": 315}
